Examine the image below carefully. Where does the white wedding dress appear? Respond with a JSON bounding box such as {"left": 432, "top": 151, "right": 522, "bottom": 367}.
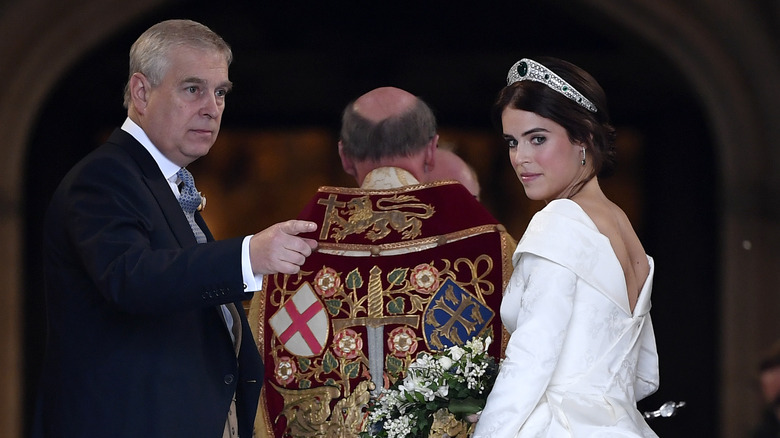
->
{"left": 473, "top": 199, "right": 659, "bottom": 437}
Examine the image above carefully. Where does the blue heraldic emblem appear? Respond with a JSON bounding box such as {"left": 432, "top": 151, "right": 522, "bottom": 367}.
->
{"left": 423, "top": 278, "right": 495, "bottom": 351}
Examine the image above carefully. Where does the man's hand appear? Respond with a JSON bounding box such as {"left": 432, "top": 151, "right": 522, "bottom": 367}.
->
{"left": 249, "top": 220, "right": 318, "bottom": 275}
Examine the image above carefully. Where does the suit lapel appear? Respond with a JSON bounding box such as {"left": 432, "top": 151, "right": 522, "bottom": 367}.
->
{"left": 108, "top": 129, "right": 198, "bottom": 247}
{"left": 148, "top": 175, "right": 199, "bottom": 247}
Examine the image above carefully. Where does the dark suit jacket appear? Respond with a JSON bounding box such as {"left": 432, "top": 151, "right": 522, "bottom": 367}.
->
{"left": 33, "top": 129, "right": 264, "bottom": 438}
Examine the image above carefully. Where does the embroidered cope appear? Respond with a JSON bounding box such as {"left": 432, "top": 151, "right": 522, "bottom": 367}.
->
{"left": 249, "top": 167, "right": 515, "bottom": 438}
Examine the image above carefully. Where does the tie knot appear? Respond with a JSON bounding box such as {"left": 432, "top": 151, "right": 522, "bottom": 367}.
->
{"left": 176, "top": 168, "right": 202, "bottom": 214}
{"left": 176, "top": 167, "right": 195, "bottom": 189}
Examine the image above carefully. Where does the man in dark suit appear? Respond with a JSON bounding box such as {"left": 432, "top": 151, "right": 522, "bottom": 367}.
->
{"left": 32, "top": 19, "right": 317, "bottom": 438}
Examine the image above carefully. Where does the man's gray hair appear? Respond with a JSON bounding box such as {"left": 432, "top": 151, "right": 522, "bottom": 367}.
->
{"left": 122, "top": 19, "right": 232, "bottom": 108}
{"left": 339, "top": 97, "right": 437, "bottom": 161}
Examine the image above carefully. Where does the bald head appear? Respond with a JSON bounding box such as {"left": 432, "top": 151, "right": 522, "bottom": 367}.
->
{"left": 428, "top": 148, "right": 481, "bottom": 199}
{"left": 339, "top": 86, "right": 437, "bottom": 162}
{"left": 352, "top": 87, "right": 418, "bottom": 122}
{"left": 338, "top": 87, "right": 439, "bottom": 185}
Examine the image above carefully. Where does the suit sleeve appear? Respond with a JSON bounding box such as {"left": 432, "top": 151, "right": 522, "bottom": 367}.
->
{"left": 52, "top": 151, "right": 246, "bottom": 315}
{"left": 472, "top": 253, "right": 577, "bottom": 438}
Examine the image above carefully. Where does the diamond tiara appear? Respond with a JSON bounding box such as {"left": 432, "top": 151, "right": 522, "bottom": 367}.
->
{"left": 506, "top": 58, "right": 597, "bottom": 113}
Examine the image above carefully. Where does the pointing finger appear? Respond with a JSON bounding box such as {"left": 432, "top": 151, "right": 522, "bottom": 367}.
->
{"left": 282, "top": 220, "right": 318, "bottom": 236}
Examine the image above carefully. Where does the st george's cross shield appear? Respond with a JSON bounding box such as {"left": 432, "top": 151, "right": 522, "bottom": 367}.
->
{"left": 268, "top": 283, "right": 329, "bottom": 357}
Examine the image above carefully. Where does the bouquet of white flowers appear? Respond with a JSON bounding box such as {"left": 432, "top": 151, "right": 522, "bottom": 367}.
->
{"left": 361, "top": 336, "right": 498, "bottom": 438}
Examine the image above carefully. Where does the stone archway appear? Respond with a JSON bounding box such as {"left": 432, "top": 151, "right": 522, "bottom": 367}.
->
{"left": 1, "top": 1, "right": 778, "bottom": 437}
{"left": 580, "top": 1, "right": 780, "bottom": 435}
{"left": 0, "top": 1, "right": 169, "bottom": 436}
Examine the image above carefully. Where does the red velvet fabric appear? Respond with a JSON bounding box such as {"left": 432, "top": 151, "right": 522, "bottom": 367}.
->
{"left": 254, "top": 182, "right": 510, "bottom": 437}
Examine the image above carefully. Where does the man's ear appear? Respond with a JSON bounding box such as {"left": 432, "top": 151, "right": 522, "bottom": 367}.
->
{"left": 128, "top": 72, "right": 151, "bottom": 114}
{"left": 338, "top": 141, "right": 357, "bottom": 178}
{"left": 423, "top": 134, "right": 439, "bottom": 173}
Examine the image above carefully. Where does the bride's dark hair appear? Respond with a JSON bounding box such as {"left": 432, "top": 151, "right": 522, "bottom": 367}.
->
{"left": 492, "top": 56, "right": 617, "bottom": 180}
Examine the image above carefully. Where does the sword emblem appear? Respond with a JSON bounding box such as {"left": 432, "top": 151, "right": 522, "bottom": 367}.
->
{"left": 333, "top": 266, "right": 418, "bottom": 394}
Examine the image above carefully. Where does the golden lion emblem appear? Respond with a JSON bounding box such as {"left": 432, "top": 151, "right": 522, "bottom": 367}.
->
{"left": 328, "top": 194, "right": 435, "bottom": 242}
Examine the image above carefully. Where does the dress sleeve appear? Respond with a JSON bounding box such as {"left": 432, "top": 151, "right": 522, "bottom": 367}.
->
{"left": 472, "top": 253, "right": 578, "bottom": 438}
{"left": 634, "top": 313, "right": 660, "bottom": 400}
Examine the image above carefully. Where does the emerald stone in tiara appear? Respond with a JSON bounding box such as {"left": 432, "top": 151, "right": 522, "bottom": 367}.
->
{"left": 506, "top": 58, "right": 598, "bottom": 113}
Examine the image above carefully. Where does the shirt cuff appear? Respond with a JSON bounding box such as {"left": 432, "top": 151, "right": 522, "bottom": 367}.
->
{"left": 241, "top": 236, "right": 264, "bottom": 292}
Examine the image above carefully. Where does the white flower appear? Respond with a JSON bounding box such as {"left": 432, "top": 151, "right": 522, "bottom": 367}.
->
{"left": 438, "top": 356, "right": 454, "bottom": 370}
{"left": 361, "top": 336, "right": 498, "bottom": 438}
{"left": 434, "top": 383, "right": 449, "bottom": 399}
{"left": 469, "top": 337, "right": 485, "bottom": 354}
{"left": 448, "top": 345, "right": 466, "bottom": 362}
{"left": 414, "top": 352, "right": 436, "bottom": 368}
{"left": 385, "top": 413, "right": 415, "bottom": 438}
{"left": 400, "top": 367, "right": 435, "bottom": 401}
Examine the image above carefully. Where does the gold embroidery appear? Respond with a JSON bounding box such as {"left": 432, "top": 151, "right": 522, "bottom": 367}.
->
{"left": 265, "top": 254, "right": 497, "bottom": 437}
{"left": 274, "top": 383, "right": 340, "bottom": 437}
{"left": 317, "top": 194, "right": 346, "bottom": 241}
{"left": 316, "top": 224, "right": 503, "bottom": 255}
{"left": 317, "top": 180, "right": 458, "bottom": 196}
{"left": 325, "top": 381, "right": 373, "bottom": 437}
{"left": 452, "top": 254, "right": 495, "bottom": 302}
{"left": 325, "top": 194, "right": 435, "bottom": 242}
{"left": 273, "top": 381, "right": 373, "bottom": 438}
{"left": 429, "top": 408, "right": 473, "bottom": 438}
{"left": 367, "top": 266, "right": 383, "bottom": 319}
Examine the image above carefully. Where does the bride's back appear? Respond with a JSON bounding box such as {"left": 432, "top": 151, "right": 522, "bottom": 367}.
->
{"left": 573, "top": 179, "right": 649, "bottom": 313}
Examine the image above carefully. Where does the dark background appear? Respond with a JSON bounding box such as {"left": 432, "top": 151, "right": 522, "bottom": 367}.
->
{"left": 24, "top": 1, "right": 717, "bottom": 436}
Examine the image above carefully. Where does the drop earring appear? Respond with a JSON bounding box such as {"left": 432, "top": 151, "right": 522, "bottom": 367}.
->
{"left": 581, "top": 147, "right": 586, "bottom": 166}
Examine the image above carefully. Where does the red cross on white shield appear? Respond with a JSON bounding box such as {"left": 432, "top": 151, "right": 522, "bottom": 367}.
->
{"left": 269, "top": 283, "right": 329, "bottom": 357}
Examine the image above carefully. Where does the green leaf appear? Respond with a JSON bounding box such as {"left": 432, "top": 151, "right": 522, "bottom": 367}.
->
{"left": 386, "top": 355, "right": 404, "bottom": 376}
{"left": 343, "top": 361, "right": 361, "bottom": 379}
{"left": 299, "top": 379, "right": 311, "bottom": 389}
{"left": 387, "top": 297, "right": 405, "bottom": 314}
{"left": 325, "top": 299, "right": 342, "bottom": 316}
{"left": 448, "top": 396, "right": 484, "bottom": 415}
{"left": 322, "top": 351, "right": 338, "bottom": 373}
{"left": 387, "top": 268, "right": 408, "bottom": 285}
{"left": 345, "top": 268, "right": 363, "bottom": 289}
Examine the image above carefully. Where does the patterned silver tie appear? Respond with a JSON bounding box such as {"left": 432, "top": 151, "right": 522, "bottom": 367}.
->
{"left": 176, "top": 168, "right": 207, "bottom": 244}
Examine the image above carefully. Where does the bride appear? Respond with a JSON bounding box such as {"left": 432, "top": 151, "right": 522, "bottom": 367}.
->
{"left": 472, "top": 57, "right": 659, "bottom": 437}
